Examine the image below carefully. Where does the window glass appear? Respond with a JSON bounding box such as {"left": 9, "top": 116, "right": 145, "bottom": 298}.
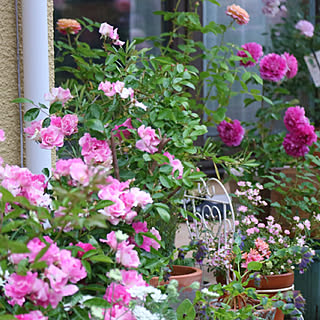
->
{"left": 203, "top": 0, "right": 269, "bottom": 138}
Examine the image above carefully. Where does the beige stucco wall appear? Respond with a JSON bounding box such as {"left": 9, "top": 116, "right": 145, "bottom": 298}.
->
{"left": 0, "top": 0, "right": 54, "bottom": 167}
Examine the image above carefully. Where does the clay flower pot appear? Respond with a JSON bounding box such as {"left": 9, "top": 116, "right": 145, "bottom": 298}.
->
{"left": 246, "top": 272, "right": 294, "bottom": 320}
{"left": 149, "top": 265, "right": 202, "bottom": 292}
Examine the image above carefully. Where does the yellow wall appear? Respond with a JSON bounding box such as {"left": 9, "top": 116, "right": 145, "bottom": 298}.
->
{"left": 0, "top": 0, "right": 54, "bottom": 166}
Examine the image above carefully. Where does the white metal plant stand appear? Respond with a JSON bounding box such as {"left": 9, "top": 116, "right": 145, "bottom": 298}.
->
{"left": 183, "top": 177, "right": 235, "bottom": 249}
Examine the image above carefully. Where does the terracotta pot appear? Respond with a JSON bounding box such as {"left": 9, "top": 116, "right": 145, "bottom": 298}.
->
{"left": 150, "top": 265, "right": 202, "bottom": 292}
{"left": 246, "top": 272, "right": 294, "bottom": 320}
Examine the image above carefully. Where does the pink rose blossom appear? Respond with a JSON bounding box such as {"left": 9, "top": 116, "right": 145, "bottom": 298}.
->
{"left": 59, "top": 249, "right": 87, "bottom": 283}
{"left": 120, "top": 270, "right": 147, "bottom": 288}
{"left": 44, "top": 87, "right": 73, "bottom": 105}
{"left": 24, "top": 120, "right": 43, "bottom": 141}
{"left": 295, "top": 20, "right": 314, "bottom": 37}
{"left": 283, "top": 52, "right": 298, "bottom": 79}
{"left": 79, "top": 133, "right": 112, "bottom": 165}
{"left": 50, "top": 115, "right": 62, "bottom": 128}
{"left": 116, "top": 241, "right": 140, "bottom": 268}
{"left": 5, "top": 272, "right": 37, "bottom": 306}
{"left": 75, "top": 242, "right": 96, "bottom": 258}
{"left": 217, "top": 119, "right": 244, "bottom": 147}
{"left": 40, "top": 126, "right": 64, "bottom": 149}
{"left": 259, "top": 53, "right": 287, "bottom": 82}
{"left": 135, "top": 125, "right": 160, "bottom": 154}
{"left": 113, "top": 118, "right": 133, "bottom": 140}
{"left": 61, "top": 114, "right": 78, "bottom": 136}
{"left": 237, "top": 42, "right": 263, "bottom": 67}
{"left": 15, "top": 311, "right": 48, "bottom": 320}
{"left": 163, "top": 151, "right": 184, "bottom": 179}
{"left": 284, "top": 106, "right": 307, "bottom": 133}
{"left": 132, "top": 222, "right": 161, "bottom": 252}
{"left": 104, "top": 283, "right": 131, "bottom": 305}
{"left": 98, "top": 81, "right": 116, "bottom": 97}
{"left": 101, "top": 231, "right": 118, "bottom": 250}
{"left": 283, "top": 134, "right": 309, "bottom": 157}
{"left": 69, "top": 161, "right": 90, "bottom": 185}
{"left": 99, "top": 22, "right": 114, "bottom": 37}
{"left": 293, "top": 123, "right": 317, "bottom": 146}
{"left": 130, "top": 187, "right": 153, "bottom": 208}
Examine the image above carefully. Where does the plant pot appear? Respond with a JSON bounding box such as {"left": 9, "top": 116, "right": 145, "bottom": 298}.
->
{"left": 150, "top": 265, "right": 202, "bottom": 292}
{"left": 246, "top": 272, "right": 294, "bottom": 320}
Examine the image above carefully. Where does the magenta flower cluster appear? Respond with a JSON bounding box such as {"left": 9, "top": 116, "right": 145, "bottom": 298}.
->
{"left": 5, "top": 237, "right": 87, "bottom": 308}
{"left": 44, "top": 87, "right": 73, "bottom": 106}
{"left": 217, "top": 119, "right": 245, "bottom": 147}
{"left": 283, "top": 106, "right": 317, "bottom": 157}
{"left": 237, "top": 42, "right": 298, "bottom": 83}
{"left": 237, "top": 42, "right": 263, "bottom": 67}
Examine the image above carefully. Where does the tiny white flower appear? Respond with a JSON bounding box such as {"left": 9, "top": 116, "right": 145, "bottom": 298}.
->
{"left": 115, "top": 230, "right": 128, "bottom": 242}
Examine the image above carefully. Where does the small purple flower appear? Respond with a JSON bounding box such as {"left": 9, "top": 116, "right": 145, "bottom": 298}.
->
{"left": 259, "top": 53, "right": 288, "bottom": 82}
{"left": 295, "top": 20, "right": 314, "bottom": 37}
{"left": 237, "top": 42, "right": 263, "bottom": 67}
{"left": 217, "top": 119, "right": 245, "bottom": 147}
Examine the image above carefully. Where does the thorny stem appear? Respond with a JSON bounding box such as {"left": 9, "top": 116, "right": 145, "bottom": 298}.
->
{"left": 110, "top": 134, "right": 120, "bottom": 180}
{"left": 150, "top": 136, "right": 172, "bottom": 173}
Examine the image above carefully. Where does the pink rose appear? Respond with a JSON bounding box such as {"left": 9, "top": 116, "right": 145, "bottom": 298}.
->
{"left": 120, "top": 270, "right": 147, "bottom": 288}
{"left": 5, "top": 272, "right": 37, "bottom": 306}
{"left": 44, "top": 87, "right": 73, "bottom": 105}
{"left": 284, "top": 106, "right": 307, "bottom": 133}
{"left": 104, "top": 283, "right": 131, "bottom": 305}
{"left": 163, "top": 151, "right": 184, "bottom": 179}
{"left": 40, "top": 126, "right": 64, "bottom": 149}
{"left": 130, "top": 187, "right": 153, "bottom": 208}
{"left": 15, "top": 311, "right": 48, "bottom": 320}
{"left": 69, "top": 161, "right": 89, "bottom": 185}
{"left": 113, "top": 118, "right": 133, "bottom": 140}
{"left": 116, "top": 242, "right": 140, "bottom": 268}
{"left": 75, "top": 242, "right": 96, "bottom": 258}
{"left": 24, "top": 120, "right": 43, "bottom": 141}
{"left": 59, "top": 249, "right": 87, "bottom": 283}
{"left": 237, "top": 42, "right": 263, "bottom": 67}
{"left": 99, "top": 22, "right": 114, "bottom": 37}
{"left": 79, "top": 133, "right": 112, "bottom": 165}
{"left": 259, "top": 53, "right": 287, "bottom": 82}
{"left": 282, "top": 52, "right": 298, "bottom": 79}
{"left": 135, "top": 125, "right": 160, "bottom": 154}
{"left": 0, "top": 129, "right": 5, "bottom": 142}
{"left": 61, "top": 114, "right": 78, "bottom": 136}
{"left": 98, "top": 81, "right": 116, "bottom": 97}
{"left": 217, "top": 119, "right": 244, "bottom": 147}
{"left": 295, "top": 20, "right": 314, "bottom": 37}
{"left": 100, "top": 231, "right": 118, "bottom": 250}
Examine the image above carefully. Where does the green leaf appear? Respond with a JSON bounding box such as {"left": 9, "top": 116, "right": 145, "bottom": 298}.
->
{"left": 90, "top": 254, "right": 113, "bottom": 264}
{"left": 242, "top": 72, "right": 251, "bottom": 82}
{"left": 86, "top": 119, "right": 105, "bottom": 132}
{"left": 247, "top": 261, "right": 262, "bottom": 271}
{"left": 0, "top": 315, "right": 16, "bottom": 320}
{"left": 83, "top": 297, "right": 111, "bottom": 308}
{"left": 159, "top": 175, "right": 172, "bottom": 188}
{"left": 135, "top": 233, "right": 144, "bottom": 246}
{"left": 156, "top": 207, "right": 170, "bottom": 222}
{"left": 24, "top": 108, "right": 40, "bottom": 121}
{"left": 49, "top": 101, "right": 63, "bottom": 114}
{"left": 176, "top": 299, "right": 196, "bottom": 320}
{"left": 11, "top": 98, "right": 34, "bottom": 104}
{"left": 95, "top": 200, "right": 113, "bottom": 210}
